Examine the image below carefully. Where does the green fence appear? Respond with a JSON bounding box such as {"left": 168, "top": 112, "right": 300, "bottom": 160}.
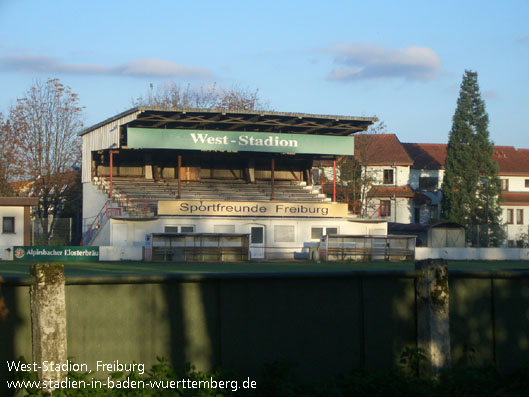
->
{"left": 1, "top": 271, "right": 528, "bottom": 394}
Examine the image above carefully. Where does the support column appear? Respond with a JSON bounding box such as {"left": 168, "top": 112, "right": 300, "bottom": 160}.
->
{"left": 333, "top": 159, "right": 337, "bottom": 202}
{"left": 144, "top": 153, "right": 153, "bottom": 180}
{"left": 30, "top": 263, "right": 67, "bottom": 389}
{"left": 247, "top": 158, "right": 255, "bottom": 183}
{"left": 177, "top": 154, "right": 182, "bottom": 199}
{"left": 271, "top": 158, "right": 275, "bottom": 201}
{"left": 415, "top": 259, "right": 451, "bottom": 375}
{"left": 109, "top": 150, "right": 118, "bottom": 199}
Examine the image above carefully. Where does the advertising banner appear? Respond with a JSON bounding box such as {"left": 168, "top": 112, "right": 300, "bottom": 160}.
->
{"left": 158, "top": 200, "right": 348, "bottom": 218}
{"left": 13, "top": 246, "right": 100, "bottom": 261}
{"left": 127, "top": 127, "right": 354, "bottom": 155}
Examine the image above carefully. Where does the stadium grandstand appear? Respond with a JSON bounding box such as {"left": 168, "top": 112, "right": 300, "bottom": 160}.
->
{"left": 80, "top": 107, "right": 387, "bottom": 260}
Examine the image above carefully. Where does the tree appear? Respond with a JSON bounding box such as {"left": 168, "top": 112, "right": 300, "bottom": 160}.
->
{"left": 0, "top": 113, "right": 17, "bottom": 196}
{"left": 8, "top": 78, "right": 83, "bottom": 244}
{"left": 441, "top": 70, "right": 503, "bottom": 246}
{"left": 335, "top": 121, "right": 385, "bottom": 217}
{"left": 132, "top": 82, "right": 268, "bottom": 111}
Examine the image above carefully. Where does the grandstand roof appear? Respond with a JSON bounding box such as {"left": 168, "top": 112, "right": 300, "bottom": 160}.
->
{"left": 80, "top": 107, "right": 377, "bottom": 137}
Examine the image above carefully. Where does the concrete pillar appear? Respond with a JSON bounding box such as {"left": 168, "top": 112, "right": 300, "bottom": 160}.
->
{"left": 415, "top": 259, "right": 451, "bottom": 375}
{"left": 246, "top": 158, "right": 255, "bottom": 183}
{"left": 30, "top": 263, "right": 67, "bottom": 388}
{"left": 144, "top": 153, "right": 153, "bottom": 179}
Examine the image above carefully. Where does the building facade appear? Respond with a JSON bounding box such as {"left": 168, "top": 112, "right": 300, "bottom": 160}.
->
{"left": 0, "top": 197, "right": 38, "bottom": 260}
{"left": 319, "top": 136, "right": 529, "bottom": 247}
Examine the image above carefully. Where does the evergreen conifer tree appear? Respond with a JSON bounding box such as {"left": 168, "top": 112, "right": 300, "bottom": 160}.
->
{"left": 441, "top": 70, "right": 503, "bottom": 246}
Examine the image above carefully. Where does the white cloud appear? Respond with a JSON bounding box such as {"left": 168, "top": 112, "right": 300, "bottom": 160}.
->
{"left": 0, "top": 54, "right": 213, "bottom": 79}
{"left": 483, "top": 90, "right": 499, "bottom": 100}
{"left": 516, "top": 35, "right": 529, "bottom": 45}
{"left": 320, "top": 42, "right": 442, "bottom": 82}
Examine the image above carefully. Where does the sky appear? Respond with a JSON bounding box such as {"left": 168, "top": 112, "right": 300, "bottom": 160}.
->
{"left": 1, "top": 0, "right": 528, "bottom": 147}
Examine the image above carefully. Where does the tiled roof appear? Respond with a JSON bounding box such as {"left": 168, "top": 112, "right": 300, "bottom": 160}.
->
{"left": 354, "top": 134, "right": 413, "bottom": 165}
{"left": 492, "top": 146, "right": 529, "bottom": 174}
{"left": 314, "top": 135, "right": 529, "bottom": 175}
{"left": 502, "top": 192, "right": 529, "bottom": 205}
{"left": 413, "top": 191, "right": 432, "bottom": 205}
{"left": 368, "top": 185, "right": 415, "bottom": 198}
{"left": 402, "top": 143, "right": 447, "bottom": 170}
{"left": 402, "top": 143, "right": 529, "bottom": 174}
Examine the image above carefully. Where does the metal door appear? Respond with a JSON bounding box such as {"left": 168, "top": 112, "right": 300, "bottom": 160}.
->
{"left": 249, "top": 226, "right": 265, "bottom": 259}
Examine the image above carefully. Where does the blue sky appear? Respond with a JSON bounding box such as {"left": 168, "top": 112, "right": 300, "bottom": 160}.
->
{"left": 1, "top": 0, "right": 528, "bottom": 147}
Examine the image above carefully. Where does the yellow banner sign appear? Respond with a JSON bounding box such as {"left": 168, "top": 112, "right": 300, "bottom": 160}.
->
{"left": 158, "top": 200, "right": 348, "bottom": 218}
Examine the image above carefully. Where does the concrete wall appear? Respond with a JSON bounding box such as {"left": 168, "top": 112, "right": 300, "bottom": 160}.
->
{"left": 416, "top": 247, "right": 529, "bottom": 261}
{"left": 99, "top": 246, "right": 143, "bottom": 261}
{"left": 0, "top": 247, "right": 13, "bottom": 260}
{"left": 82, "top": 182, "right": 110, "bottom": 228}
{"left": 2, "top": 270, "right": 528, "bottom": 395}
{"left": 501, "top": 175, "right": 529, "bottom": 192}
{"left": 107, "top": 217, "right": 387, "bottom": 259}
{"left": 408, "top": 169, "right": 444, "bottom": 191}
{"left": 366, "top": 165, "right": 410, "bottom": 187}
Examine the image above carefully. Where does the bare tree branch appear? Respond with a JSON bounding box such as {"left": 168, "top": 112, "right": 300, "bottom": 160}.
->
{"left": 132, "top": 82, "right": 269, "bottom": 111}
{"left": 8, "top": 78, "right": 83, "bottom": 243}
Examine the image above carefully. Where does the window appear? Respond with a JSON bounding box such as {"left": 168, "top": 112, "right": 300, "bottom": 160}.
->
{"left": 526, "top": 179, "right": 529, "bottom": 188}
{"left": 2, "top": 217, "right": 15, "bottom": 233}
{"left": 419, "top": 177, "right": 438, "bottom": 191}
{"left": 250, "top": 227, "right": 264, "bottom": 244}
{"left": 311, "top": 227, "right": 323, "bottom": 240}
{"left": 379, "top": 201, "right": 391, "bottom": 218}
{"left": 383, "top": 169, "right": 394, "bottom": 184}
{"left": 311, "top": 226, "right": 339, "bottom": 240}
{"left": 164, "top": 225, "right": 195, "bottom": 233}
{"left": 430, "top": 205, "right": 439, "bottom": 222}
{"left": 326, "top": 227, "right": 338, "bottom": 235}
{"left": 414, "top": 207, "right": 421, "bottom": 223}
{"left": 274, "top": 225, "right": 295, "bottom": 242}
{"left": 506, "top": 209, "right": 514, "bottom": 224}
{"left": 500, "top": 179, "right": 509, "bottom": 191}
{"left": 517, "top": 209, "right": 524, "bottom": 224}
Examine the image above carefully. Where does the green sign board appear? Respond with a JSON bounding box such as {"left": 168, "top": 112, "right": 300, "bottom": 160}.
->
{"left": 13, "top": 246, "right": 99, "bottom": 261}
{"left": 127, "top": 127, "right": 354, "bottom": 155}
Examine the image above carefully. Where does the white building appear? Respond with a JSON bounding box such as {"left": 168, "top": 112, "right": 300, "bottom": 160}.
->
{"left": 401, "top": 143, "right": 447, "bottom": 224}
{"left": 402, "top": 143, "right": 529, "bottom": 247}
{"left": 319, "top": 136, "right": 529, "bottom": 247}
{"left": 0, "top": 197, "right": 38, "bottom": 260}
{"left": 493, "top": 146, "right": 529, "bottom": 246}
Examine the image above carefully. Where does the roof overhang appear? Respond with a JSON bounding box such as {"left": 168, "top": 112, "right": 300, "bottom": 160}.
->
{"left": 0, "top": 197, "right": 39, "bottom": 206}
{"left": 80, "top": 107, "right": 377, "bottom": 137}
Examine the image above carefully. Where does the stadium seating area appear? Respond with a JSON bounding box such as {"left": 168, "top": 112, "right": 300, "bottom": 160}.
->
{"left": 94, "top": 177, "right": 330, "bottom": 217}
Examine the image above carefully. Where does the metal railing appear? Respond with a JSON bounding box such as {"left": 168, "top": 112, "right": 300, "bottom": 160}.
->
{"left": 81, "top": 200, "right": 121, "bottom": 246}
